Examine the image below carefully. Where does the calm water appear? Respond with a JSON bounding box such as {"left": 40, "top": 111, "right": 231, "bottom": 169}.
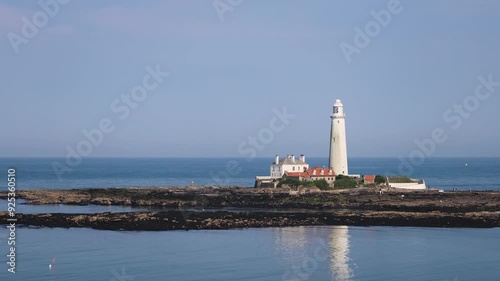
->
{"left": 0, "top": 199, "right": 156, "bottom": 214}
{"left": 0, "top": 226, "right": 499, "bottom": 280}
{"left": 1, "top": 158, "right": 499, "bottom": 280}
{"left": 0, "top": 157, "right": 499, "bottom": 190}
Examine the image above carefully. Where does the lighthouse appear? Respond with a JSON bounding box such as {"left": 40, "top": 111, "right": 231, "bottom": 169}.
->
{"left": 329, "top": 99, "right": 349, "bottom": 175}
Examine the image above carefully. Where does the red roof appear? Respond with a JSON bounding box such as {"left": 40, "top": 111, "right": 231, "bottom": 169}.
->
{"left": 285, "top": 172, "right": 310, "bottom": 178}
{"left": 364, "top": 175, "right": 375, "bottom": 181}
{"left": 306, "top": 167, "right": 335, "bottom": 178}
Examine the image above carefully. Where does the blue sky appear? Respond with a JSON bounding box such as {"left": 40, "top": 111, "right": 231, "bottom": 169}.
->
{"left": 1, "top": 0, "right": 499, "bottom": 158}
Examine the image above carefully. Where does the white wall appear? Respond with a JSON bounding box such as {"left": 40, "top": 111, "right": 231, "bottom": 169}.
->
{"left": 270, "top": 163, "right": 309, "bottom": 178}
{"left": 389, "top": 183, "right": 427, "bottom": 190}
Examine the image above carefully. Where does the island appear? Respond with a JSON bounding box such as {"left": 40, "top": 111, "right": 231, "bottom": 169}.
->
{"left": 1, "top": 186, "right": 499, "bottom": 230}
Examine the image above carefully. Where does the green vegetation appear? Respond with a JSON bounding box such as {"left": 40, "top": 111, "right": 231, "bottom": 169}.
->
{"left": 279, "top": 174, "right": 386, "bottom": 190}
{"left": 277, "top": 179, "right": 302, "bottom": 188}
{"left": 302, "top": 181, "right": 317, "bottom": 187}
{"left": 375, "top": 175, "right": 387, "bottom": 184}
{"left": 334, "top": 175, "right": 357, "bottom": 189}
{"left": 334, "top": 178, "right": 357, "bottom": 189}
{"left": 313, "top": 179, "right": 330, "bottom": 190}
{"left": 388, "top": 176, "right": 415, "bottom": 183}
{"left": 277, "top": 179, "right": 332, "bottom": 190}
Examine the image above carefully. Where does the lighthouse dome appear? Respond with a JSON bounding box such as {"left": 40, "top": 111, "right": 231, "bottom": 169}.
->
{"left": 334, "top": 99, "right": 343, "bottom": 106}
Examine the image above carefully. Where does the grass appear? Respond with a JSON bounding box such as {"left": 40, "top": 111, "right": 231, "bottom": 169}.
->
{"left": 388, "top": 176, "right": 416, "bottom": 183}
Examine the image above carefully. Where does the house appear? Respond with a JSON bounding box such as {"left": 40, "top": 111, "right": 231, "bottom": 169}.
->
{"left": 255, "top": 154, "right": 309, "bottom": 188}
{"left": 270, "top": 154, "right": 309, "bottom": 179}
{"left": 306, "top": 167, "right": 336, "bottom": 186}
{"left": 363, "top": 175, "right": 375, "bottom": 184}
{"left": 284, "top": 166, "right": 336, "bottom": 187}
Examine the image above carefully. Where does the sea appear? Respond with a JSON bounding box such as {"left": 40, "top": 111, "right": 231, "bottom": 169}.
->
{"left": 0, "top": 157, "right": 499, "bottom": 280}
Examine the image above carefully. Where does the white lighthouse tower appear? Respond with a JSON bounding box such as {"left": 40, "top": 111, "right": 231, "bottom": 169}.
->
{"left": 329, "top": 99, "right": 349, "bottom": 175}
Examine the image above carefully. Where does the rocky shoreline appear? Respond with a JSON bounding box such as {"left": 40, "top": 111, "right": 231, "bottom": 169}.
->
{"left": 4, "top": 186, "right": 500, "bottom": 212}
{"left": 1, "top": 187, "right": 499, "bottom": 230}
{"left": 1, "top": 210, "right": 499, "bottom": 230}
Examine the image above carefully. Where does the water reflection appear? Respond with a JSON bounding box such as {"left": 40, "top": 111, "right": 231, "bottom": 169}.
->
{"left": 329, "top": 226, "right": 352, "bottom": 280}
{"left": 274, "top": 226, "right": 308, "bottom": 261}
{"left": 274, "top": 226, "right": 353, "bottom": 281}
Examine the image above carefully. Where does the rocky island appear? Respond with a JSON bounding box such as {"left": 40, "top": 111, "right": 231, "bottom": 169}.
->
{"left": 1, "top": 187, "right": 500, "bottom": 230}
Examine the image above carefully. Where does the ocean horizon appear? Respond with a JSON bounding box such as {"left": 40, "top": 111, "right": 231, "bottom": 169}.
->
{"left": 1, "top": 157, "right": 499, "bottom": 190}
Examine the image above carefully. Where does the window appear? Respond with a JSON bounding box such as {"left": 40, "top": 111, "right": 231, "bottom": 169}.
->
{"left": 293, "top": 167, "right": 295, "bottom": 171}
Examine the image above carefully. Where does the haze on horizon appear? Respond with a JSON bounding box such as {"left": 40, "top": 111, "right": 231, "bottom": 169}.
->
{"left": 1, "top": 0, "right": 499, "bottom": 158}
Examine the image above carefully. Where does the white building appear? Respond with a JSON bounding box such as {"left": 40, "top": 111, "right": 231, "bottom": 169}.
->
{"left": 329, "top": 99, "right": 349, "bottom": 175}
{"left": 270, "top": 154, "right": 309, "bottom": 179}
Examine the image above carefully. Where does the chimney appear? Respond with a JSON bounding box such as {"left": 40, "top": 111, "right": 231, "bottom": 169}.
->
{"left": 275, "top": 155, "right": 279, "bottom": 165}
{"left": 291, "top": 155, "right": 295, "bottom": 161}
{"left": 300, "top": 154, "right": 305, "bottom": 163}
